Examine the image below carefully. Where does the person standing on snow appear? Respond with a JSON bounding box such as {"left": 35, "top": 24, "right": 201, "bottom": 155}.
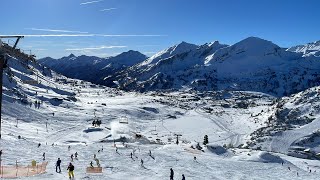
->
{"left": 56, "top": 158, "right": 61, "bottom": 173}
{"left": 71, "top": 154, "right": 74, "bottom": 162}
{"left": 75, "top": 152, "right": 78, "bottom": 159}
{"left": 67, "top": 162, "right": 75, "bottom": 179}
{"left": 42, "top": 152, "right": 46, "bottom": 160}
{"left": 182, "top": 174, "right": 185, "bottom": 180}
{"left": 170, "top": 168, "right": 174, "bottom": 180}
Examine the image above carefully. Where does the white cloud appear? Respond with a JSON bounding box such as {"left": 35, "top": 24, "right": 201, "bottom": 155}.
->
{"left": 0, "top": 34, "right": 167, "bottom": 37}
{"left": 100, "top": 8, "right": 117, "bottom": 12}
{"left": 80, "top": 0, "right": 103, "bottom": 5}
{"left": 143, "top": 52, "right": 158, "bottom": 55}
{"left": 65, "top": 45, "right": 127, "bottom": 51}
{"left": 25, "top": 28, "right": 88, "bottom": 34}
{"left": 99, "top": 34, "right": 168, "bottom": 37}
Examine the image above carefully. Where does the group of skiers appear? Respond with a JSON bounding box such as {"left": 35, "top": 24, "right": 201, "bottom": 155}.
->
{"left": 46, "top": 143, "right": 190, "bottom": 179}
{"left": 92, "top": 119, "right": 102, "bottom": 127}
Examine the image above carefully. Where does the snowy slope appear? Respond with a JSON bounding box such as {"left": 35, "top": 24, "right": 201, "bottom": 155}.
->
{"left": 249, "top": 86, "right": 320, "bottom": 159}
{"left": 287, "top": 40, "right": 320, "bottom": 57}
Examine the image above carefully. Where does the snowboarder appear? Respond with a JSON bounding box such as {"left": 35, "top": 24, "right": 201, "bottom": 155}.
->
{"left": 67, "top": 162, "right": 75, "bottom": 179}
{"left": 56, "top": 158, "right": 61, "bottom": 173}
{"left": 182, "top": 174, "right": 186, "bottom": 180}
{"left": 42, "top": 152, "right": 45, "bottom": 160}
{"left": 170, "top": 168, "right": 174, "bottom": 180}
{"left": 75, "top": 152, "right": 78, "bottom": 159}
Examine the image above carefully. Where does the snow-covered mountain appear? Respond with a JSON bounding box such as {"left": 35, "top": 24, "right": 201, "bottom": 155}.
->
{"left": 287, "top": 40, "right": 320, "bottom": 57}
{"left": 248, "top": 85, "right": 320, "bottom": 159}
{"left": 3, "top": 43, "right": 320, "bottom": 179}
{"left": 106, "top": 37, "right": 320, "bottom": 96}
{"left": 38, "top": 50, "right": 147, "bottom": 84}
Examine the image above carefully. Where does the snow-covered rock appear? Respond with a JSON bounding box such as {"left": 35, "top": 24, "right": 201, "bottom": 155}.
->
{"left": 287, "top": 40, "right": 320, "bottom": 57}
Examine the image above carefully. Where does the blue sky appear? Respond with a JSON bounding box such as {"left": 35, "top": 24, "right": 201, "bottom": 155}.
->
{"left": 1, "top": 0, "right": 320, "bottom": 58}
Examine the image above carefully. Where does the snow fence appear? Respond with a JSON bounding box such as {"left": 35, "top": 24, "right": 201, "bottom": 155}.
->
{"left": 0, "top": 161, "right": 48, "bottom": 178}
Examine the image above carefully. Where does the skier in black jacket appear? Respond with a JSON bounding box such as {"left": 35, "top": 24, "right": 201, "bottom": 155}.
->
{"left": 56, "top": 158, "right": 61, "bottom": 173}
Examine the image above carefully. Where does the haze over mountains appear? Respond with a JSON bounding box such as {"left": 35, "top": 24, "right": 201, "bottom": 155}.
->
{"left": 39, "top": 37, "right": 320, "bottom": 96}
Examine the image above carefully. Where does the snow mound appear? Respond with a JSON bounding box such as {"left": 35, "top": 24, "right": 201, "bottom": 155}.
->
{"left": 110, "top": 121, "right": 130, "bottom": 138}
{"left": 237, "top": 152, "right": 283, "bottom": 163}
{"left": 206, "top": 144, "right": 228, "bottom": 155}
{"left": 83, "top": 127, "right": 104, "bottom": 133}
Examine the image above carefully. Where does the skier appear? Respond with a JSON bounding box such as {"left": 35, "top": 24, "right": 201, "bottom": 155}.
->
{"left": 67, "top": 162, "right": 75, "bottom": 179}
{"left": 170, "top": 168, "right": 174, "bottom": 180}
{"left": 90, "top": 161, "right": 94, "bottom": 168}
{"left": 194, "top": 156, "right": 197, "bottom": 161}
{"left": 94, "top": 154, "right": 96, "bottom": 159}
{"left": 38, "top": 143, "right": 41, "bottom": 148}
{"left": 75, "top": 152, "right": 78, "bottom": 159}
{"left": 42, "top": 152, "right": 45, "bottom": 160}
{"left": 149, "top": 150, "right": 152, "bottom": 156}
{"left": 141, "top": 159, "right": 144, "bottom": 166}
{"left": 56, "top": 158, "right": 61, "bottom": 173}
{"left": 92, "top": 120, "right": 96, "bottom": 127}
{"left": 68, "top": 145, "right": 71, "bottom": 151}
{"left": 182, "top": 174, "right": 186, "bottom": 180}
{"left": 130, "top": 152, "right": 133, "bottom": 159}
{"left": 71, "top": 154, "right": 74, "bottom": 162}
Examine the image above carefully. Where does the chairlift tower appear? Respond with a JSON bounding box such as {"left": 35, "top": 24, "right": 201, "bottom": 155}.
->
{"left": 0, "top": 35, "right": 25, "bottom": 139}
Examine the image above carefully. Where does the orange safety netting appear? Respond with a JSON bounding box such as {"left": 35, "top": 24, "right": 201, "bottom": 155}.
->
{"left": 86, "top": 167, "right": 102, "bottom": 173}
{"left": 0, "top": 162, "right": 48, "bottom": 178}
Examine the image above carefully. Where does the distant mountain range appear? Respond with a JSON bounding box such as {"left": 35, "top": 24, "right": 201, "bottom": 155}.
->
{"left": 38, "top": 37, "right": 320, "bottom": 96}
{"left": 38, "top": 50, "right": 147, "bottom": 84}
